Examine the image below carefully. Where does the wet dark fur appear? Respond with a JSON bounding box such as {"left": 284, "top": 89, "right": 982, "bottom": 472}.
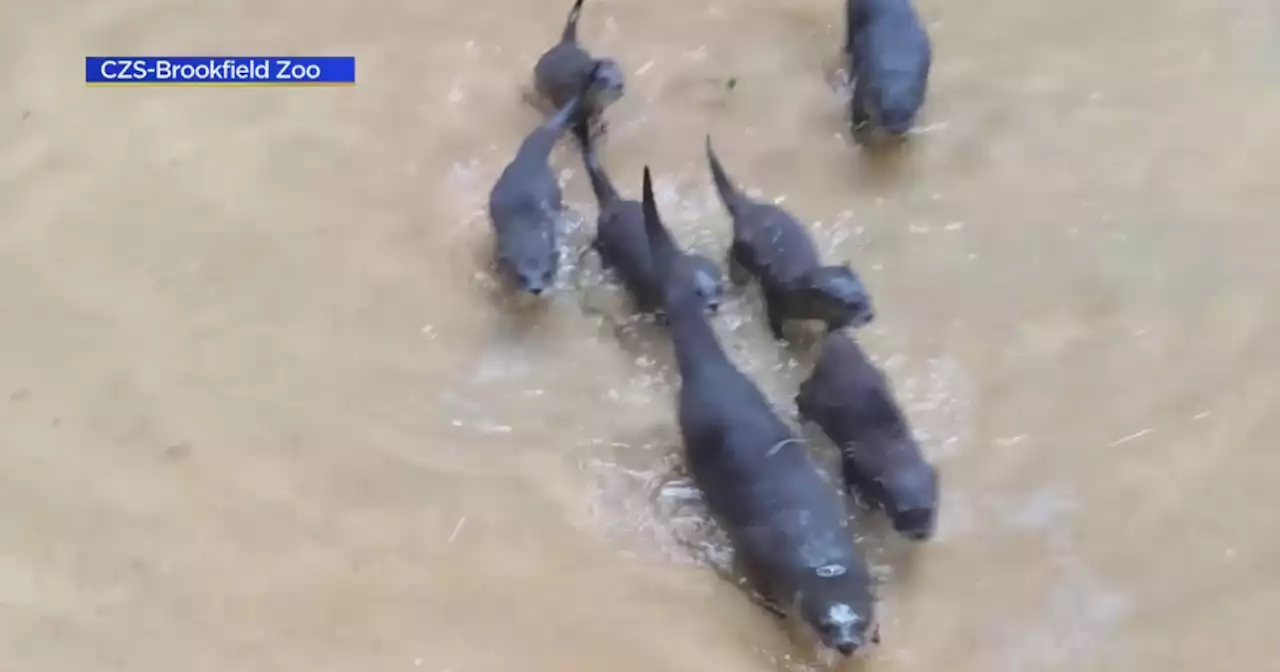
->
{"left": 487, "top": 83, "right": 593, "bottom": 295}
{"left": 845, "top": 0, "right": 932, "bottom": 138}
{"left": 574, "top": 125, "right": 723, "bottom": 315}
{"left": 533, "top": 0, "right": 625, "bottom": 136}
{"left": 796, "top": 331, "right": 939, "bottom": 541}
{"left": 640, "top": 166, "right": 878, "bottom": 656}
{"left": 705, "top": 136, "right": 876, "bottom": 340}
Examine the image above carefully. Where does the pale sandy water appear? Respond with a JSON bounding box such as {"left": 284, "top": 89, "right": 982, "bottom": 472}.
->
{"left": 2, "top": 0, "right": 1280, "bottom": 670}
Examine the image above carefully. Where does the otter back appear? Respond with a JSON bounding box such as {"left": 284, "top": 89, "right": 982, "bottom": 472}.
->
{"left": 796, "top": 331, "right": 939, "bottom": 540}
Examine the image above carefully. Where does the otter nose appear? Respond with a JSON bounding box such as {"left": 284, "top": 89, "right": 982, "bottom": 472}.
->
{"left": 879, "top": 111, "right": 915, "bottom": 136}
{"left": 521, "top": 275, "right": 546, "bottom": 295}
{"left": 883, "top": 121, "right": 912, "bottom": 136}
{"left": 893, "top": 506, "right": 936, "bottom": 540}
{"left": 835, "top": 640, "right": 858, "bottom": 657}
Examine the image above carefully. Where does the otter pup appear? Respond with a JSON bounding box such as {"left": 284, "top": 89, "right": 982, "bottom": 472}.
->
{"left": 796, "top": 331, "right": 939, "bottom": 540}
{"left": 705, "top": 135, "right": 875, "bottom": 340}
{"left": 532, "top": 0, "right": 625, "bottom": 137}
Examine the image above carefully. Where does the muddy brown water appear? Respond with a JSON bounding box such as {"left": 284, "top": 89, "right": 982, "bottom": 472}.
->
{"left": 3, "top": 0, "right": 1280, "bottom": 670}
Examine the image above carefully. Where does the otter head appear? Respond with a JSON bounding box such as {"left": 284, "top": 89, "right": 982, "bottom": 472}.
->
{"left": 862, "top": 67, "right": 928, "bottom": 137}
{"left": 795, "top": 564, "right": 878, "bottom": 657}
{"left": 497, "top": 232, "right": 558, "bottom": 296}
{"left": 684, "top": 253, "right": 725, "bottom": 313}
{"left": 794, "top": 265, "right": 875, "bottom": 329}
{"left": 882, "top": 459, "right": 940, "bottom": 541}
{"left": 587, "top": 58, "right": 626, "bottom": 110}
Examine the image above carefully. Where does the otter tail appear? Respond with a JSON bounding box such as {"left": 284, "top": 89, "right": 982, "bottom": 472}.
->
{"left": 641, "top": 167, "right": 681, "bottom": 289}
{"left": 545, "top": 61, "right": 601, "bottom": 131}
{"left": 705, "top": 135, "right": 745, "bottom": 217}
{"left": 546, "top": 93, "right": 584, "bottom": 132}
{"left": 561, "top": 0, "right": 586, "bottom": 42}
{"left": 573, "top": 121, "right": 619, "bottom": 207}
{"left": 522, "top": 61, "right": 601, "bottom": 159}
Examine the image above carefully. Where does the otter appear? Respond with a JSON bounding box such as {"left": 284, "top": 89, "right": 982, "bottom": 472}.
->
{"left": 705, "top": 136, "right": 875, "bottom": 340}
{"left": 487, "top": 76, "right": 595, "bottom": 295}
{"left": 797, "top": 331, "right": 939, "bottom": 540}
{"left": 532, "top": 0, "right": 625, "bottom": 137}
{"left": 845, "top": 0, "right": 932, "bottom": 140}
{"left": 574, "top": 124, "right": 723, "bottom": 314}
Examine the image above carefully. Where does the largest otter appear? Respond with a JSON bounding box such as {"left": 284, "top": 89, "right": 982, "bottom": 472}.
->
{"left": 639, "top": 166, "right": 878, "bottom": 657}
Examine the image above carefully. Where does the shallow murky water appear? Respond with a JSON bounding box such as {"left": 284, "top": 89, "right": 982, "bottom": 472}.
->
{"left": 3, "top": 0, "right": 1280, "bottom": 670}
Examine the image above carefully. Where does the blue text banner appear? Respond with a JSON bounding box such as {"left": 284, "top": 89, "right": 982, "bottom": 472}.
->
{"left": 85, "top": 57, "right": 356, "bottom": 86}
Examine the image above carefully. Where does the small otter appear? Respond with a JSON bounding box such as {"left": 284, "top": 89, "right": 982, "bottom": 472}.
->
{"left": 533, "top": 0, "right": 625, "bottom": 137}
{"left": 574, "top": 124, "right": 723, "bottom": 315}
{"left": 705, "top": 135, "right": 875, "bottom": 340}
{"left": 845, "top": 0, "right": 932, "bottom": 140}
{"left": 796, "top": 331, "right": 939, "bottom": 540}
{"left": 640, "top": 166, "right": 878, "bottom": 657}
{"left": 487, "top": 76, "right": 595, "bottom": 295}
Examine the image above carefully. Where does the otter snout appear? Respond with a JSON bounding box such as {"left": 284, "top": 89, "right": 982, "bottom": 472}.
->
{"left": 811, "top": 601, "right": 874, "bottom": 658}
{"left": 825, "top": 297, "right": 874, "bottom": 330}
{"left": 686, "top": 255, "right": 725, "bottom": 315}
{"left": 885, "top": 464, "right": 939, "bottom": 540}
{"left": 801, "top": 266, "right": 876, "bottom": 329}
{"left": 518, "top": 271, "right": 553, "bottom": 296}
{"left": 827, "top": 625, "right": 867, "bottom": 657}
{"left": 892, "top": 506, "right": 936, "bottom": 540}
{"left": 846, "top": 299, "right": 875, "bottom": 327}
{"left": 588, "top": 59, "right": 625, "bottom": 107}
{"left": 698, "top": 285, "right": 723, "bottom": 314}
{"left": 878, "top": 110, "right": 916, "bottom": 136}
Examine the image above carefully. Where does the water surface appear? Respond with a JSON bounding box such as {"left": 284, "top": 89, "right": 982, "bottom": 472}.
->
{"left": 2, "top": 0, "right": 1279, "bottom": 670}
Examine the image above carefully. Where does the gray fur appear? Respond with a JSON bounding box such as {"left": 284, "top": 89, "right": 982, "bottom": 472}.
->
{"left": 797, "top": 331, "right": 939, "bottom": 540}
{"left": 575, "top": 126, "right": 723, "bottom": 314}
{"left": 845, "top": 0, "right": 932, "bottom": 138}
{"left": 533, "top": 0, "right": 625, "bottom": 136}
{"left": 641, "top": 167, "right": 878, "bottom": 656}
{"left": 487, "top": 89, "right": 591, "bottom": 295}
{"left": 705, "top": 136, "right": 876, "bottom": 340}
